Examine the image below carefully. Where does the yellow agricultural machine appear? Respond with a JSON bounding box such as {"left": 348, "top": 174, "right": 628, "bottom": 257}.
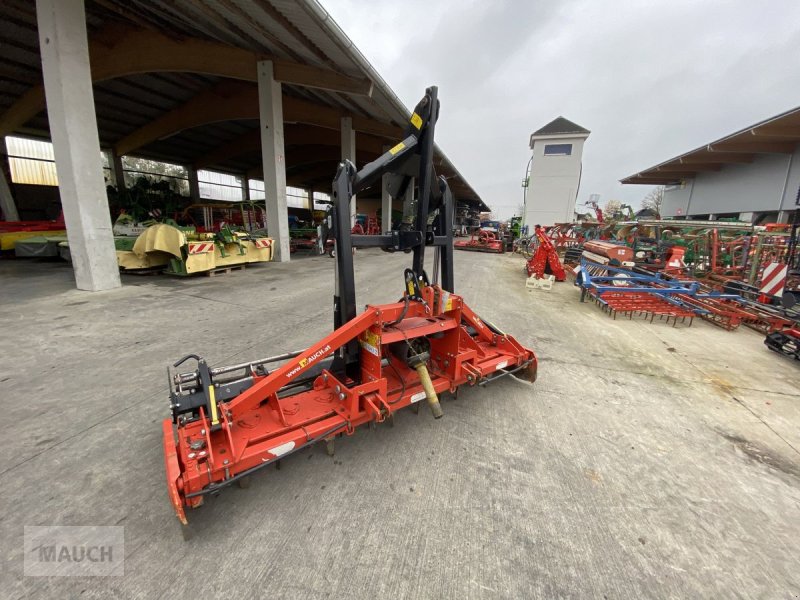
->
{"left": 116, "top": 223, "right": 272, "bottom": 274}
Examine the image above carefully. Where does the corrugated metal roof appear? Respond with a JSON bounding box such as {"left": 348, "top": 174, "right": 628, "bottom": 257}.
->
{"left": 0, "top": 0, "right": 488, "bottom": 210}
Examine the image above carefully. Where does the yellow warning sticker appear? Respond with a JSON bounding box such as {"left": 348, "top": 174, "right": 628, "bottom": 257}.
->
{"left": 389, "top": 142, "right": 405, "bottom": 155}
{"left": 360, "top": 330, "right": 380, "bottom": 357}
{"left": 407, "top": 281, "right": 415, "bottom": 296}
{"left": 442, "top": 291, "right": 453, "bottom": 312}
{"left": 410, "top": 112, "right": 423, "bottom": 129}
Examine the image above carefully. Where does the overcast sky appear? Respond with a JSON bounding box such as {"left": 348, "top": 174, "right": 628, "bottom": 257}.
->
{"left": 325, "top": 0, "right": 800, "bottom": 219}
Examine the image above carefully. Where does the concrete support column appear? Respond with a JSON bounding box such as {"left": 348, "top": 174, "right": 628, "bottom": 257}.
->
{"left": 242, "top": 174, "right": 250, "bottom": 201}
{"left": 37, "top": 0, "right": 120, "bottom": 291}
{"left": 187, "top": 167, "right": 200, "bottom": 202}
{"left": 307, "top": 189, "right": 315, "bottom": 212}
{"left": 258, "top": 60, "right": 289, "bottom": 262}
{"left": 381, "top": 144, "right": 391, "bottom": 232}
{"left": 0, "top": 162, "right": 19, "bottom": 221}
{"left": 341, "top": 116, "right": 356, "bottom": 226}
{"left": 111, "top": 152, "right": 125, "bottom": 193}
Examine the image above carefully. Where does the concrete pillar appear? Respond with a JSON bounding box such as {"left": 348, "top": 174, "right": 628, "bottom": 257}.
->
{"left": 37, "top": 0, "right": 120, "bottom": 291}
{"left": 187, "top": 167, "right": 200, "bottom": 202}
{"left": 0, "top": 162, "right": 19, "bottom": 221}
{"left": 381, "top": 145, "right": 391, "bottom": 233}
{"left": 258, "top": 60, "right": 289, "bottom": 262}
{"left": 242, "top": 174, "right": 250, "bottom": 201}
{"left": 341, "top": 116, "right": 356, "bottom": 226}
{"left": 777, "top": 211, "right": 791, "bottom": 224}
{"left": 111, "top": 152, "right": 125, "bottom": 193}
{"left": 307, "top": 189, "right": 315, "bottom": 212}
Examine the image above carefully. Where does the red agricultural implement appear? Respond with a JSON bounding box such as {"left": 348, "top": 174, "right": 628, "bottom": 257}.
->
{"left": 546, "top": 223, "right": 585, "bottom": 250}
{"left": 0, "top": 213, "right": 64, "bottom": 232}
{"left": 765, "top": 328, "right": 800, "bottom": 361}
{"left": 161, "top": 88, "right": 538, "bottom": 536}
{"left": 582, "top": 240, "right": 634, "bottom": 264}
{"left": 526, "top": 225, "right": 566, "bottom": 280}
{"left": 454, "top": 228, "right": 505, "bottom": 253}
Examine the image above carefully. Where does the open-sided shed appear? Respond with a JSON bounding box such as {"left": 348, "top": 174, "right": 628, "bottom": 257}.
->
{"left": 0, "top": 0, "right": 488, "bottom": 289}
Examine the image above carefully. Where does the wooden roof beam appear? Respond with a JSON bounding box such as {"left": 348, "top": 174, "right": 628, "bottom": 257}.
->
{"left": 194, "top": 125, "right": 384, "bottom": 169}
{"left": 680, "top": 153, "right": 754, "bottom": 164}
{"left": 114, "top": 83, "right": 400, "bottom": 155}
{"left": 708, "top": 141, "right": 796, "bottom": 154}
{"left": 657, "top": 163, "right": 721, "bottom": 172}
{"left": 750, "top": 125, "right": 800, "bottom": 139}
{"left": 0, "top": 25, "right": 373, "bottom": 136}
{"left": 621, "top": 175, "right": 688, "bottom": 185}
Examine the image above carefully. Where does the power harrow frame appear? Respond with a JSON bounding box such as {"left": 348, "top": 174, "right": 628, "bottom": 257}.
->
{"left": 161, "top": 87, "right": 537, "bottom": 532}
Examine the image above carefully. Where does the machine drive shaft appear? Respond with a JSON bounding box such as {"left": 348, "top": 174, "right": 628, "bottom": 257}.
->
{"left": 414, "top": 362, "right": 443, "bottom": 419}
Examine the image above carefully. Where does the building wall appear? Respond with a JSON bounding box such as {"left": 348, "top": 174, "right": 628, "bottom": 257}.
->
{"left": 524, "top": 136, "right": 586, "bottom": 227}
{"left": 662, "top": 144, "right": 799, "bottom": 219}
{"left": 662, "top": 180, "right": 693, "bottom": 217}
{"left": 782, "top": 145, "right": 800, "bottom": 210}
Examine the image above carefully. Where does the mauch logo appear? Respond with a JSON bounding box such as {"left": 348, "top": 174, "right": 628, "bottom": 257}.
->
{"left": 24, "top": 526, "right": 124, "bottom": 577}
{"left": 35, "top": 543, "right": 114, "bottom": 563}
{"left": 285, "top": 344, "right": 332, "bottom": 378}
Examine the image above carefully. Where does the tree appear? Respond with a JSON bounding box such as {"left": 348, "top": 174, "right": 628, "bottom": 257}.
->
{"left": 604, "top": 199, "right": 621, "bottom": 218}
{"left": 641, "top": 186, "right": 664, "bottom": 217}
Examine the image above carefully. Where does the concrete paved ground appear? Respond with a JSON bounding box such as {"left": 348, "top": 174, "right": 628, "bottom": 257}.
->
{"left": 1, "top": 250, "right": 799, "bottom": 599}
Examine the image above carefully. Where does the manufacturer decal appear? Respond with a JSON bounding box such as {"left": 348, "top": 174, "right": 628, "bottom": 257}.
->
{"left": 410, "top": 391, "right": 427, "bottom": 404}
{"left": 268, "top": 441, "right": 295, "bottom": 457}
{"left": 285, "top": 344, "right": 331, "bottom": 378}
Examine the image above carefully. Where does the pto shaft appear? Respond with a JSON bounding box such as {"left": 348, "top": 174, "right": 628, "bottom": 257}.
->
{"left": 414, "top": 362, "right": 443, "bottom": 419}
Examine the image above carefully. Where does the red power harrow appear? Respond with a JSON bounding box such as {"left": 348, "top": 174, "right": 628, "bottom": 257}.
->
{"left": 163, "top": 275, "right": 536, "bottom": 528}
{"left": 454, "top": 228, "right": 505, "bottom": 253}
{"left": 161, "top": 87, "right": 537, "bottom": 534}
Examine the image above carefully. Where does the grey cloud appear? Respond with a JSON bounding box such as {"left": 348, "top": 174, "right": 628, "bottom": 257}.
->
{"left": 326, "top": 0, "right": 800, "bottom": 218}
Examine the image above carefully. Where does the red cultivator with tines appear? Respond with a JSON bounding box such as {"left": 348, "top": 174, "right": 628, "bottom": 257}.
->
{"left": 161, "top": 87, "right": 537, "bottom": 536}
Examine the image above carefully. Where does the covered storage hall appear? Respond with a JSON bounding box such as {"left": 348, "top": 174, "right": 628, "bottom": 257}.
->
{"left": 0, "top": 0, "right": 488, "bottom": 289}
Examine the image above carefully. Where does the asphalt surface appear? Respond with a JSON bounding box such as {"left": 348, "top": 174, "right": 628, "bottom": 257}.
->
{"left": 1, "top": 249, "right": 799, "bottom": 599}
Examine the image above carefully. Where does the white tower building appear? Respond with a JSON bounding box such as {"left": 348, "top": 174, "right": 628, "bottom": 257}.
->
{"left": 524, "top": 117, "right": 590, "bottom": 228}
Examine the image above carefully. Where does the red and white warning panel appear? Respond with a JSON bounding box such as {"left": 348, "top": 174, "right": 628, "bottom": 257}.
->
{"left": 760, "top": 262, "right": 788, "bottom": 297}
{"left": 188, "top": 242, "right": 215, "bottom": 255}
{"left": 254, "top": 239, "right": 272, "bottom": 249}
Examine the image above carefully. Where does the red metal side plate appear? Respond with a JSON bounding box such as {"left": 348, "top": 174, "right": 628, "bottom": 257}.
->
{"left": 162, "top": 419, "right": 188, "bottom": 525}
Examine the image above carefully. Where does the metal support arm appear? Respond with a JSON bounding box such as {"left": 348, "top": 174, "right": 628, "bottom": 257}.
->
{"left": 330, "top": 86, "right": 455, "bottom": 375}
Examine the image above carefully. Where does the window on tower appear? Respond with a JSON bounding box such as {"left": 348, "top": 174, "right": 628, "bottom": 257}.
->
{"left": 543, "top": 144, "right": 573, "bottom": 156}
